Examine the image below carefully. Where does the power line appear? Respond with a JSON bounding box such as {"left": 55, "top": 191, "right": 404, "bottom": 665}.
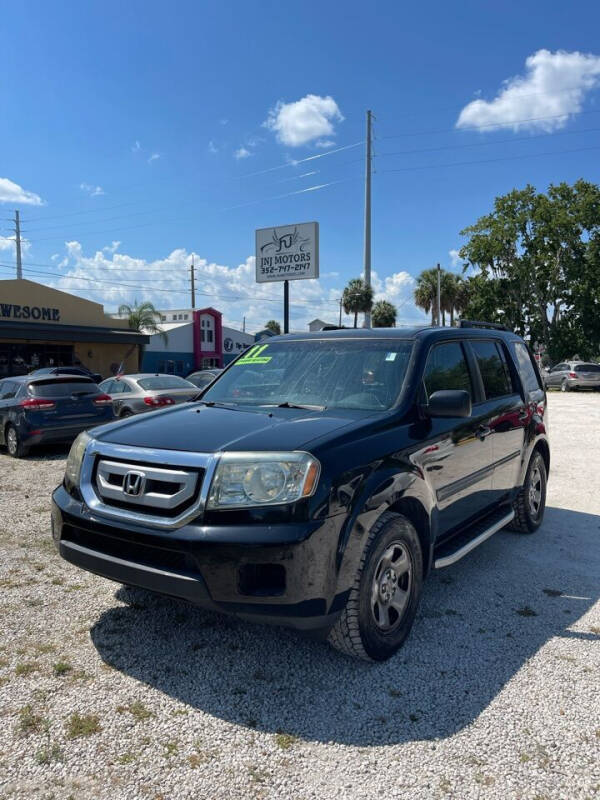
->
{"left": 236, "top": 141, "right": 364, "bottom": 178}
{"left": 380, "top": 108, "right": 600, "bottom": 140}
{"left": 378, "top": 144, "right": 600, "bottom": 173}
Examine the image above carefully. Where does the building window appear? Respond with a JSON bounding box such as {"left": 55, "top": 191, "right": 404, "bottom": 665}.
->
{"left": 172, "top": 315, "right": 177, "bottom": 321}
{"left": 176, "top": 361, "right": 184, "bottom": 374}
{"left": 184, "top": 314, "right": 188, "bottom": 320}
{"left": 201, "top": 330, "right": 206, "bottom": 342}
{"left": 207, "top": 330, "right": 213, "bottom": 343}
{"left": 160, "top": 315, "right": 166, "bottom": 322}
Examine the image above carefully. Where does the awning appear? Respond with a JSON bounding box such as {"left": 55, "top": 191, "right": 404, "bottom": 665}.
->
{"left": 0, "top": 320, "right": 150, "bottom": 345}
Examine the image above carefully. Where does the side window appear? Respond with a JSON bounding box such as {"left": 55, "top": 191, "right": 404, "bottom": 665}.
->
{"left": 423, "top": 342, "right": 473, "bottom": 400}
{"left": 470, "top": 340, "right": 512, "bottom": 399}
{"left": 111, "top": 381, "right": 128, "bottom": 394}
{"left": 1, "top": 381, "right": 17, "bottom": 400}
{"left": 513, "top": 342, "right": 542, "bottom": 393}
{"left": 100, "top": 380, "right": 116, "bottom": 394}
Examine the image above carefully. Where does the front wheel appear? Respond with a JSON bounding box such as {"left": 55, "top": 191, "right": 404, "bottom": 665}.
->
{"left": 509, "top": 451, "right": 547, "bottom": 534}
{"left": 328, "top": 512, "right": 423, "bottom": 661}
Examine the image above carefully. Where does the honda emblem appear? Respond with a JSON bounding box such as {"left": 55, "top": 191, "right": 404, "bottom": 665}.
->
{"left": 123, "top": 470, "right": 145, "bottom": 496}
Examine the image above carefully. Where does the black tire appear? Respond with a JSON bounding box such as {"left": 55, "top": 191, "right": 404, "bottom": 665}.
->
{"left": 5, "top": 424, "right": 26, "bottom": 458}
{"left": 120, "top": 409, "right": 133, "bottom": 418}
{"left": 508, "top": 450, "right": 547, "bottom": 534}
{"left": 328, "top": 512, "right": 423, "bottom": 661}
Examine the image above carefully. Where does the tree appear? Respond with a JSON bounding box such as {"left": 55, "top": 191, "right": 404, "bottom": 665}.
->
{"left": 372, "top": 300, "right": 397, "bottom": 327}
{"left": 264, "top": 320, "right": 281, "bottom": 335}
{"left": 414, "top": 268, "right": 438, "bottom": 325}
{"left": 118, "top": 300, "right": 167, "bottom": 370}
{"left": 342, "top": 278, "right": 374, "bottom": 328}
{"left": 458, "top": 180, "right": 600, "bottom": 360}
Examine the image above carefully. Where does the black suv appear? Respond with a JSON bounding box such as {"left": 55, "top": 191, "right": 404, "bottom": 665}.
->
{"left": 52, "top": 323, "right": 549, "bottom": 661}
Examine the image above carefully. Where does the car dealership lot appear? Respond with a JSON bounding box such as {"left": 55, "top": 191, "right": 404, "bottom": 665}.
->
{"left": 0, "top": 393, "right": 598, "bottom": 800}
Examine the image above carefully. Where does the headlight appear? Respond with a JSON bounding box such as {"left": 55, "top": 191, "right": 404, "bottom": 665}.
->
{"left": 206, "top": 452, "right": 320, "bottom": 509}
{"left": 64, "top": 431, "right": 92, "bottom": 491}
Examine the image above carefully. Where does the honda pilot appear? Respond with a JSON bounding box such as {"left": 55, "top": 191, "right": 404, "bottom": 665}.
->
{"left": 52, "top": 322, "right": 549, "bottom": 661}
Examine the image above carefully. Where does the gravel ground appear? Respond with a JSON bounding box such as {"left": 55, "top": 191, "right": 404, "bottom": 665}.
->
{"left": 0, "top": 392, "right": 599, "bottom": 800}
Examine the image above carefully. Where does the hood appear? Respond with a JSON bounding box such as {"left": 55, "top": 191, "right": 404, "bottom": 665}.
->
{"left": 94, "top": 402, "right": 367, "bottom": 453}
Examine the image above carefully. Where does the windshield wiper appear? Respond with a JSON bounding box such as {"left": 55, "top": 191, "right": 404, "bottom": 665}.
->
{"left": 194, "top": 400, "right": 238, "bottom": 410}
{"left": 262, "top": 401, "right": 326, "bottom": 411}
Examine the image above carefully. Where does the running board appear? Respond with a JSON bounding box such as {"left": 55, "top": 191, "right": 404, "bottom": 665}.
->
{"left": 434, "top": 508, "right": 515, "bottom": 569}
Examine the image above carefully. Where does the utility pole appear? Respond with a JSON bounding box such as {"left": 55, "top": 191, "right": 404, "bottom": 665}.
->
{"left": 436, "top": 263, "right": 441, "bottom": 327}
{"left": 190, "top": 254, "right": 196, "bottom": 309}
{"left": 283, "top": 280, "right": 289, "bottom": 334}
{"left": 363, "top": 109, "right": 373, "bottom": 328}
{"left": 14, "top": 210, "right": 23, "bottom": 279}
{"left": 338, "top": 297, "right": 343, "bottom": 327}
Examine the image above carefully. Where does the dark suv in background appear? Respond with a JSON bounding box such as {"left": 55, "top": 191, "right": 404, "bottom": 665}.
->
{"left": 0, "top": 375, "right": 114, "bottom": 457}
{"left": 52, "top": 322, "right": 549, "bottom": 661}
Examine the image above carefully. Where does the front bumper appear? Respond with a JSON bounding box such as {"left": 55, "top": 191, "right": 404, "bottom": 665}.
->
{"left": 51, "top": 485, "right": 348, "bottom": 631}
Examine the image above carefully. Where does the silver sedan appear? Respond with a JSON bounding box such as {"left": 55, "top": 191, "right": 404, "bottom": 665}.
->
{"left": 544, "top": 361, "right": 600, "bottom": 392}
{"left": 98, "top": 374, "right": 199, "bottom": 417}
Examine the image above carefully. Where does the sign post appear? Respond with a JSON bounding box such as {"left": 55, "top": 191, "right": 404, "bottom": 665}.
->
{"left": 255, "top": 221, "right": 319, "bottom": 334}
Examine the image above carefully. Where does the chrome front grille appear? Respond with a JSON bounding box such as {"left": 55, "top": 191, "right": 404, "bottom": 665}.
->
{"left": 79, "top": 441, "right": 217, "bottom": 529}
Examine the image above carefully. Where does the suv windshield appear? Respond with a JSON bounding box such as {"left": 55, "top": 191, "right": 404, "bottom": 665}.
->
{"left": 137, "top": 376, "right": 195, "bottom": 390}
{"left": 202, "top": 339, "right": 413, "bottom": 410}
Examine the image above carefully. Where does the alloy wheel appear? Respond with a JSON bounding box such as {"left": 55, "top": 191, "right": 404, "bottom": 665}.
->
{"left": 6, "top": 427, "right": 18, "bottom": 456}
{"left": 528, "top": 464, "right": 543, "bottom": 518}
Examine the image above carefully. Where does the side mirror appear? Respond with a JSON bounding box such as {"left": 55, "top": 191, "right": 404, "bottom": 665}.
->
{"left": 426, "top": 389, "right": 471, "bottom": 418}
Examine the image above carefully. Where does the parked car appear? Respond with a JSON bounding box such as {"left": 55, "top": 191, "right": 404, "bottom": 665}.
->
{"left": 52, "top": 322, "right": 549, "bottom": 661}
{"left": 98, "top": 373, "right": 199, "bottom": 417}
{"left": 0, "top": 375, "right": 113, "bottom": 457}
{"left": 186, "top": 369, "right": 223, "bottom": 389}
{"left": 30, "top": 366, "right": 103, "bottom": 384}
{"left": 543, "top": 361, "right": 600, "bottom": 391}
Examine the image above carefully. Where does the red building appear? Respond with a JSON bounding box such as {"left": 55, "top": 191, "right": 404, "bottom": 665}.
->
{"left": 192, "top": 307, "right": 223, "bottom": 369}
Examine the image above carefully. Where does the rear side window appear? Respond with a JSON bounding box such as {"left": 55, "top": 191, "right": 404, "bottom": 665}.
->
{"left": 0, "top": 381, "right": 18, "bottom": 399}
{"left": 29, "top": 379, "right": 98, "bottom": 398}
{"left": 137, "top": 376, "right": 195, "bottom": 390}
{"left": 575, "top": 363, "right": 600, "bottom": 373}
{"left": 470, "top": 340, "right": 512, "bottom": 399}
{"left": 423, "top": 342, "right": 472, "bottom": 399}
{"left": 514, "top": 342, "right": 542, "bottom": 393}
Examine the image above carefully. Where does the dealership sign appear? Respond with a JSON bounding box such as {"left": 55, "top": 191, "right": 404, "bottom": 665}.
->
{"left": 0, "top": 303, "right": 61, "bottom": 322}
{"left": 255, "top": 221, "right": 319, "bottom": 283}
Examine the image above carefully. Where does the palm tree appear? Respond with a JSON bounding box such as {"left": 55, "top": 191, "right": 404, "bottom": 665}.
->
{"left": 118, "top": 300, "right": 167, "bottom": 370}
{"left": 414, "top": 268, "right": 439, "bottom": 325}
{"left": 342, "top": 278, "right": 374, "bottom": 328}
{"left": 440, "top": 272, "right": 466, "bottom": 327}
{"left": 372, "top": 300, "right": 397, "bottom": 328}
{"left": 265, "top": 320, "right": 281, "bottom": 335}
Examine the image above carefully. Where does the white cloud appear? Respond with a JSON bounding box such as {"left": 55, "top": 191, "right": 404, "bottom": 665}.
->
{"left": 219, "top": 118, "right": 228, "bottom": 126}
{"left": 234, "top": 147, "right": 251, "bottom": 160}
{"left": 147, "top": 153, "right": 160, "bottom": 164}
{"left": 131, "top": 140, "right": 141, "bottom": 153}
{"left": 80, "top": 182, "right": 105, "bottom": 197}
{"left": 456, "top": 49, "right": 600, "bottom": 132}
{"left": 264, "top": 94, "right": 344, "bottom": 147}
{"left": 0, "top": 234, "right": 31, "bottom": 257}
{"left": 0, "top": 177, "right": 43, "bottom": 205}
{"left": 208, "top": 140, "right": 218, "bottom": 154}
{"left": 315, "top": 139, "right": 336, "bottom": 148}
{"left": 42, "top": 241, "right": 424, "bottom": 331}
{"left": 449, "top": 249, "right": 461, "bottom": 268}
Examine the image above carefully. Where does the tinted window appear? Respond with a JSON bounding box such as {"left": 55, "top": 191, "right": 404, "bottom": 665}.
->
{"left": 136, "top": 376, "right": 196, "bottom": 390}
{"left": 29, "top": 379, "right": 98, "bottom": 397}
{"left": 514, "top": 342, "right": 542, "bottom": 393}
{"left": 99, "top": 380, "right": 115, "bottom": 393}
{"left": 553, "top": 363, "right": 567, "bottom": 372}
{"left": 575, "top": 363, "right": 600, "bottom": 373}
{"left": 0, "top": 381, "right": 18, "bottom": 399}
{"left": 203, "top": 340, "right": 413, "bottom": 410}
{"left": 423, "top": 342, "right": 472, "bottom": 399}
{"left": 470, "top": 340, "right": 512, "bottom": 399}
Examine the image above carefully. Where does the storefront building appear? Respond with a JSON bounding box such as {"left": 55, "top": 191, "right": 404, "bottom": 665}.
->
{"left": 142, "top": 307, "right": 254, "bottom": 375}
{"left": 0, "top": 279, "right": 148, "bottom": 379}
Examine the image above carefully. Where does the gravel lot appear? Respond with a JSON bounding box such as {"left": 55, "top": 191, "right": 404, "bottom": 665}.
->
{"left": 0, "top": 392, "right": 599, "bottom": 800}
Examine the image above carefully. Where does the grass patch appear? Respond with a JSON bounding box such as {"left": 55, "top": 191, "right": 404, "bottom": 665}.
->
{"left": 274, "top": 732, "right": 296, "bottom": 750}
{"left": 15, "top": 661, "right": 39, "bottom": 677}
{"left": 19, "top": 705, "right": 46, "bottom": 735}
{"left": 117, "top": 751, "right": 137, "bottom": 765}
{"left": 53, "top": 661, "right": 72, "bottom": 676}
{"left": 516, "top": 606, "right": 538, "bottom": 617}
{"left": 248, "top": 766, "right": 269, "bottom": 784}
{"left": 34, "top": 643, "right": 57, "bottom": 655}
{"left": 35, "top": 743, "right": 63, "bottom": 764}
{"left": 520, "top": 752, "right": 531, "bottom": 763}
{"left": 51, "top": 577, "right": 64, "bottom": 586}
{"left": 163, "top": 741, "right": 178, "bottom": 758}
{"left": 116, "top": 701, "right": 153, "bottom": 721}
{"left": 66, "top": 712, "right": 101, "bottom": 739}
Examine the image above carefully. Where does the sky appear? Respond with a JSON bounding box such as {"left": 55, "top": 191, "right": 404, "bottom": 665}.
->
{"left": 2, "top": 0, "right": 600, "bottom": 332}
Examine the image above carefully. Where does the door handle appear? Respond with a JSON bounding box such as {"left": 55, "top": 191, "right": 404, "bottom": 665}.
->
{"left": 476, "top": 425, "right": 492, "bottom": 441}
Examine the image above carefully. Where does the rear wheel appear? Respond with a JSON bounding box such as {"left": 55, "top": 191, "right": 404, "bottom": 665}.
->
{"left": 509, "top": 451, "right": 547, "bottom": 534}
{"left": 560, "top": 379, "right": 570, "bottom": 392}
{"left": 120, "top": 409, "right": 133, "bottom": 418}
{"left": 328, "top": 512, "right": 423, "bottom": 661}
{"left": 6, "top": 424, "right": 26, "bottom": 458}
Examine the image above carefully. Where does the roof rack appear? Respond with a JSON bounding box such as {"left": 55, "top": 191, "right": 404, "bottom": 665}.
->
{"left": 458, "top": 319, "right": 509, "bottom": 332}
